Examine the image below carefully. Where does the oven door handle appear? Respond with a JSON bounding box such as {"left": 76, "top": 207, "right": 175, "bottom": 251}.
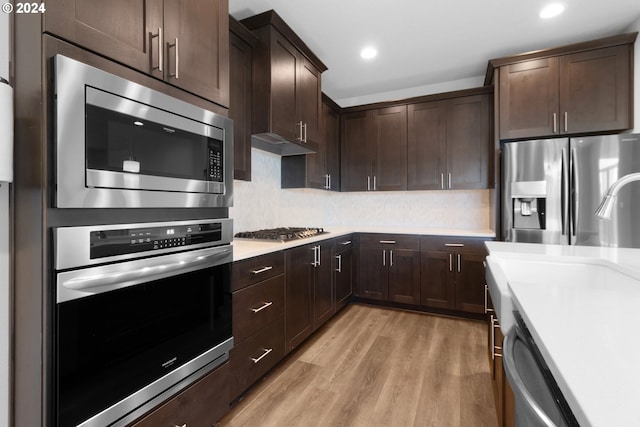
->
{"left": 56, "top": 245, "right": 233, "bottom": 304}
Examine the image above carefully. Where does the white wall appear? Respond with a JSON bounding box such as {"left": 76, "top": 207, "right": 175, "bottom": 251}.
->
{"left": 626, "top": 15, "right": 640, "bottom": 133}
{"left": 230, "top": 149, "right": 491, "bottom": 233}
{"left": 0, "top": 11, "right": 9, "bottom": 427}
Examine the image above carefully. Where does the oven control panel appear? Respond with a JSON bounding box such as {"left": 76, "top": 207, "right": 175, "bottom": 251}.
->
{"left": 90, "top": 222, "right": 222, "bottom": 259}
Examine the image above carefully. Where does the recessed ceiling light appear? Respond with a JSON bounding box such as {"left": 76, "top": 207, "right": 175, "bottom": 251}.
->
{"left": 539, "top": 3, "right": 565, "bottom": 19}
{"left": 360, "top": 47, "right": 377, "bottom": 60}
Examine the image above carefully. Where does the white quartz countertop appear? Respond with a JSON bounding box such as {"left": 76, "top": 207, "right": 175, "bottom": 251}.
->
{"left": 233, "top": 226, "right": 495, "bottom": 261}
{"left": 485, "top": 241, "right": 640, "bottom": 427}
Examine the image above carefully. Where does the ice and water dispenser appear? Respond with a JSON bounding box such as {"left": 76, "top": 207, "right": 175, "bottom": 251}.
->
{"left": 510, "top": 181, "right": 547, "bottom": 230}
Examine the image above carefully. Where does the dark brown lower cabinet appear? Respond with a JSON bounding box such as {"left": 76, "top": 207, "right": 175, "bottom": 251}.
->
{"left": 334, "top": 236, "right": 354, "bottom": 311}
{"left": 421, "top": 236, "right": 489, "bottom": 314}
{"left": 488, "top": 298, "right": 515, "bottom": 427}
{"left": 285, "top": 240, "right": 334, "bottom": 353}
{"left": 130, "top": 362, "right": 230, "bottom": 427}
{"left": 356, "top": 234, "right": 420, "bottom": 305}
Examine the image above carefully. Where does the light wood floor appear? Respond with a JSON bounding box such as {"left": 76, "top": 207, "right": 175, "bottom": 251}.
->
{"left": 219, "top": 304, "right": 498, "bottom": 427}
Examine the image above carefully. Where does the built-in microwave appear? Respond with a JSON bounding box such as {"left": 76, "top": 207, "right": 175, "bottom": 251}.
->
{"left": 54, "top": 54, "right": 233, "bottom": 208}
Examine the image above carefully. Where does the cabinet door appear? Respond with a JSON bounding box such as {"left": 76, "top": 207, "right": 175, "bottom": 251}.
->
{"left": 357, "top": 247, "right": 388, "bottom": 300}
{"left": 313, "top": 243, "right": 335, "bottom": 329}
{"left": 163, "top": 0, "right": 229, "bottom": 106}
{"left": 454, "top": 252, "right": 486, "bottom": 313}
{"left": 324, "top": 101, "right": 341, "bottom": 191}
{"left": 499, "top": 58, "right": 560, "bottom": 140}
{"left": 372, "top": 106, "right": 408, "bottom": 191}
{"left": 341, "top": 111, "right": 371, "bottom": 191}
{"left": 306, "top": 99, "right": 331, "bottom": 189}
{"left": 420, "top": 251, "right": 454, "bottom": 309}
{"left": 447, "top": 94, "right": 490, "bottom": 190}
{"left": 559, "top": 45, "right": 632, "bottom": 134}
{"left": 407, "top": 101, "right": 447, "bottom": 190}
{"left": 388, "top": 249, "right": 420, "bottom": 305}
{"left": 270, "top": 31, "right": 299, "bottom": 141}
{"left": 285, "top": 245, "right": 314, "bottom": 352}
{"left": 44, "top": 0, "right": 163, "bottom": 78}
{"left": 298, "top": 57, "right": 322, "bottom": 145}
{"left": 334, "top": 245, "right": 353, "bottom": 310}
{"left": 230, "top": 29, "right": 253, "bottom": 181}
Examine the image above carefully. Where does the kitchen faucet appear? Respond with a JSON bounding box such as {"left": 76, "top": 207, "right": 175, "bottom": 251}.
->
{"left": 595, "top": 172, "right": 640, "bottom": 219}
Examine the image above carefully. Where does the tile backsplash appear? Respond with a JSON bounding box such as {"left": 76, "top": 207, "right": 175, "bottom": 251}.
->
{"left": 230, "top": 149, "right": 491, "bottom": 232}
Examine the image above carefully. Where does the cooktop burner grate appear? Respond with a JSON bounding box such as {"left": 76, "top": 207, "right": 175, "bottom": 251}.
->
{"left": 234, "top": 227, "right": 325, "bottom": 242}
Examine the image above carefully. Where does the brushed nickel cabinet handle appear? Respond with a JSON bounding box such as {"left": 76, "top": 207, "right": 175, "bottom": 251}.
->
{"left": 169, "top": 38, "right": 179, "bottom": 78}
{"left": 490, "top": 315, "right": 495, "bottom": 361}
{"left": 382, "top": 249, "right": 386, "bottom": 266}
{"left": 484, "top": 284, "right": 494, "bottom": 315}
{"left": 441, "top": 173, "right": 444, "bottom": 190}
{"left": 151, "top": 27, "right": 163, "bottom": 72}
{"left": 390, "top": 250, "right": 393, "bottom": 267}
{"left": 336, "top": 254, "right": 342, "bottom": 272}
{"left": 564, "top": 111, "right": 568, "bottom": 133}
{"left": 251, "top": 301, "right": 273, "bottom": 313}
{"left": 379, "top": 240, "right": 396, "bottom": 244}
{"left": 303, "top": 122, "right": 308, "bottom": 143}
{"left": 449, "top": 253, "right": 453, "bottom": 272}
{"left": 553, "top": 112, "right": 557, "bottom": 133}
{"left": 251, "top": 266, "right": 273, "bottom": 275}
{"left": 445, "top": 243, "right": 464, "bottom": 247}
{"left": 367, "top": 176, "right": 371, "bottom": 191}
{"left": 448, "top": 172, "right": 452, "bottom": 189}
{"left": 250, "top": 348, "right": 273, "bottom": 364}
{"left": 340, "top": 240, "right": 352, "bottom": 246}
{"left": 457, "top": 254, "right": 461, "bottom": 273}
{"left": 373, "top": 175, "right": 377, "bottom": 191}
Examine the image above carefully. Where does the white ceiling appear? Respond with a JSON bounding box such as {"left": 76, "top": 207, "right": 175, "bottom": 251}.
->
{"left": 229, "top": 0, "right": 640, "bottom": 107}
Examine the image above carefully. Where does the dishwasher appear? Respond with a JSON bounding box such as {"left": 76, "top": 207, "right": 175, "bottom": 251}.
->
{"left": 503, "top": 312, "right": 580, "bottom": 427}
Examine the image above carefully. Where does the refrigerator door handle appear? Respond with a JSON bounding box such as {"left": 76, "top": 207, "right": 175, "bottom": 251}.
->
{"left": 561, "top": 147, "right": 569, "bottom": 236}
{"left": 570, "top": 147, "right": 579, "bottom": 239}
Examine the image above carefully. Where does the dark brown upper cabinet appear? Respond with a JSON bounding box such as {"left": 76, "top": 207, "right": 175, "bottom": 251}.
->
{"left": 44, "top": 0, "right": 230, "bottom": 107}
{"left": 229, "top": 17, "right": 257, "bottom": 181}
{"left": 282, "top": 94, "right": 341, "bottom": 190}
{"left": 340, "top": 106, "right": 408, "bottom": 191}
{"left": 489, "top": 33, "right": 637, "bottom": 140}
{"left": 241, "top": 10, "right": 327, "bottom": 151}
{"left": 408, "top": 92, "right": 490, "bottom": 191}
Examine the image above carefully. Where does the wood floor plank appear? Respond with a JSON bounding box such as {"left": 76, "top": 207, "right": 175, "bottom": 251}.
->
{"left": 219, "top": 304, "right": 498, "bottom": 427}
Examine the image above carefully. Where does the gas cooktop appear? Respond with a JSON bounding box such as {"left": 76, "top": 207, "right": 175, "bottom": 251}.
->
{"left": 234, "top": 227, "right": 326, "bottom": 242}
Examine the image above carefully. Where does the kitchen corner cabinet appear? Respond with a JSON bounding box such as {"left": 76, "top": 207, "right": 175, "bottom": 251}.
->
{"left": 498, "top": 42, "right": 634, "bottom": 140}
{"left": 340, "top": 106, "right": 408, "bottom": 191}
{"left": 242, "top": 10, "right": 327, "bottom": 147}
{"left": 334, "top": 236, "right": 354, "bottom": 311}
{"left": 44, "top": 0, "right": 230, "bottom": 106}
{"left": 420, "top": 236, "right": 488, "bottom": 314}
{"left": 281, "top": 94, "right": 341, "bottom": 190}
{"left": 285, "top": 239, "right": 334, "bottom": 353}
{"left": 357, "top": 234, "right": 420, "bottom": 304}
{"left": 131, "top": 362, "right": 230, "bottom": 427}
{"left": 408, "top": 93, "right": 490, "bottom": 190}
{"left": 230, "top": 17, "right": 257, "bottom": 181}
{"left": 229, "top": 252, "right": 285, "bottom": 401}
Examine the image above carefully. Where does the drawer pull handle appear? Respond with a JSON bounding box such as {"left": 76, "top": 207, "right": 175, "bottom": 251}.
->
{"left": 174, "top": 424, "right": 186, "bottom": 427}
{"left": 341, "top": 240, "right": 352, "bottom": 246}
{"left": 251, "top": 348, "right": 273, "bottom": 364}
{"left": 251, "top": 266, "right": 273, "bottom": 275}
{"left": 251, "top": 301, "right": 273, "bottom": 313}
{"left": 379, "top": 240, "right": 396, "bottom": 244}
{"left": 445, "top": 243, "right": 464, "bottom": 247}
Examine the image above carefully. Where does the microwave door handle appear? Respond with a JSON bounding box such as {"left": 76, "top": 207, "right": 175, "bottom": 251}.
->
{"left": 56, "top": 245, "right": 232, "bottom": 303}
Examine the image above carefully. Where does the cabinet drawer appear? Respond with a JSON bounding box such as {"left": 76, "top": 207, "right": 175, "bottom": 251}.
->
{"left": 359, "top": 233, "right": 420, "bottom": 250}
{"left": 233, "top": 274, "right": 285, "bottom": 343}
{"left": 131, "top": 362, "right": 230, "bottom": 427}
{"left": 334, "top": 234, "right": 354, "bottom": 250}
{"left": 229, "top": 317, "right": 285, "bottom": 400}
{"left": 233, "top": 251, "right": 285, "bottom": 291}
{"left": 420, "top": 236, "right": 490, "bottom": 254}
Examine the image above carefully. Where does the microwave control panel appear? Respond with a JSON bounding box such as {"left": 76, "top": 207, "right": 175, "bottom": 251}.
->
{"left": 89, "top": 222, "right": 223, "bottom": 259}
{"left": 208, "top": 140, "right": 223, "bottom": 181}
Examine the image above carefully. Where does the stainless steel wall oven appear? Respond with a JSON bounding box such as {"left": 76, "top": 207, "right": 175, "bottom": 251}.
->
{"left": 53, "top": 219, "right": 233, "bottom": 426}
{"left": 54, "top": 54, "right": 233, "bottom": 208}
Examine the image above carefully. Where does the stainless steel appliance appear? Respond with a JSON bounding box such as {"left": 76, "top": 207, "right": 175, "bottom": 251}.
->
{"left": 54, "top": 219, "right": 233, "bottom": 427}
{"left": 234, "top": 227, "right": 325, "bottom": 242}
{"left": 503, "top": 312, "right": 578, "bottom": 427}
{"left": 502, "top": 134, "right": 640, "bottom": 247}
{"left": 54, "top": 54, "right": 233, "bottom": 208}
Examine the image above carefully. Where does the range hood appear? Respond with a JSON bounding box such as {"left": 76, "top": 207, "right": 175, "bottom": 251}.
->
{"left": 251, "top": 133, "right": 317, "bottom": 156}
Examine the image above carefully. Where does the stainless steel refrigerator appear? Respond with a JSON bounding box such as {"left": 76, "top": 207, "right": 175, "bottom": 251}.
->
{"left": 502, "top": 134, "right": 640, "bottom": 248}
